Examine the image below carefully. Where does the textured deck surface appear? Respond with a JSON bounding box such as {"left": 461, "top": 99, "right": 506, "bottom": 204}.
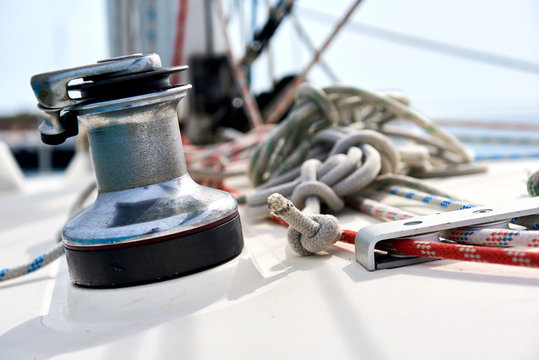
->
{"left": 1, "top": 160, "right": 538, "bottom": 359}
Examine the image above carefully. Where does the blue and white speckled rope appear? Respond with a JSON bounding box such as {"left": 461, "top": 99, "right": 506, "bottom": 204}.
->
{"left": 0, "top": 242, "right": 64, "bottom": 283}
{"left": 383, "top": 186, "right": 476, "bottom": 211}
{"left": 475, "top": 153, "right": 539, "bottom": 161}
{"left": 380, "top": 182, "right": 539, "bottom": 229}
{"left": 0, "top": 182, "right": 98, "bottom": 283}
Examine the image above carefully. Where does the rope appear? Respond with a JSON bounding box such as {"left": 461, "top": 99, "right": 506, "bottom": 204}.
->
{"left": 375, "top": 181, "right": 538, "bottom": 229}
{"left": 248, "top": 83, "right": 473, "bottom": 187}
{"left": 528, "top": 170, "right": 539, "bottom": 197}
{"left": 245, "top": 132, "right": 384, "bottom": 220}
{"left": 0, "top": 180, "right": 99, "bottom": 283}
{"left": 184, "top": 126, "right": 270, "bottom": 183}
{"left": 350, "top": 194, "right": 539, "bottom": 247}
{"left": 345, "top": 195, "right": 539, "bottom": 248}
{"left": 325, "top": 85, "right": 472, "bottom": 162}
{"left": 0, "top": 243, "right": 64, "bottom": 282}
{"left": 475, "top": 153, "right": 539, "bottom": 161}
{"left": 382, "top": 186, "right": 475, "bottom": 211}
{"left": 377, "top": 241, "right": 539, "bottom": 268}
{"left": 376, "top": 183, "right": 538, "bottom": 230}
{"left": 244, "top": 83, "right": 486, "bottom": 230}
{"left": 241, "top": 80, "right": 539, "bottom": 269}
{"left": 268, "top": 193, "right": 342, "bottom": 255}
{"left": 345, "top": 196, "right": 414, "bottom": 221}
{"left": 268, "top": 193, "right": 539, "bottom": 269}
{"left": 441, "top": 228, "right": 539, "bottom": 248}
{"left": 371, "top": 173, "right": 462, "bottom": 200}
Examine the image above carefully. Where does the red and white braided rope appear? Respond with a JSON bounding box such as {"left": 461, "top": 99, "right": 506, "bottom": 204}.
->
{"left": 270, "top": 197, "right": 539, "bottom": 269}
{"left": 336, "top": 226, "right": 539, "bottom": 269}
{"left": 441, "top": 228, "right": 539, "bottom": 248}
{"left": 346, "top": 196, "right": 539, "bottom": 248}
{"left": 377, "top": 240, "right": 539, "bottom": 268}
{"left": 341, "top": 196, "right": 539, "bottom": 268}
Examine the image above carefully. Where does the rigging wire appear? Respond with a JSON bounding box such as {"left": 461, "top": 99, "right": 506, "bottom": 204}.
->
{"left": 236, "top": 0, "right": 248, "bottom": 50}
{"left": 251, "top": 0, "right": 258, "bottom": 35}
{"left": 262, "top": 0, "right": 276, "bottom": 86}
{"left": 171, "top": 0, "right": 189, "bottom": 84}
{"left": 251, "top": 0, "right": 259, "bottom": 85}
{"left": 215, "top": 0, "right": 264, "bottom": 129}
{"left": 265, "top": 0, "right": 366, "bottom": 124}
{"left": 298, "top": 5, "right": 539, "bottom": 76}
{"left": 290, "top": 12, "right": 339, "bottom": 83}
{"left": 204, "top": 0, "right": 215, "bottom": 54}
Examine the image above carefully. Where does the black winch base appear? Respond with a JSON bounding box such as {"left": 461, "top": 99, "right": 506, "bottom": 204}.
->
{"left": 65, "top": 214, "right": 243, "bottom": 288}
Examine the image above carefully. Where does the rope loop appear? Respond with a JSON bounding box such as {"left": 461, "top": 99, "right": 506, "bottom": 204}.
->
{"left": 329, "top": 129, "right": 400, "bottom": 174}
{"left": 291, "top": 180, "right": 344, "bottom": 212}
{"left": 246, "top": 140, "right": 383, "bottom": 220}
{"left": 295, "top": 83, "right": 340, "bottom": 125}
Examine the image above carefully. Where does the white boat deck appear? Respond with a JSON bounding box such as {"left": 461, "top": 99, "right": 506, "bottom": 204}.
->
{"left": 1, "top": 159, "right": 539, "bottom": 359}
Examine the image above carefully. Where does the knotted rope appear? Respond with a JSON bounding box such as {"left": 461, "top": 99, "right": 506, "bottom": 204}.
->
{"left": 268, "top": 194, "right": 342, "bottom": 255}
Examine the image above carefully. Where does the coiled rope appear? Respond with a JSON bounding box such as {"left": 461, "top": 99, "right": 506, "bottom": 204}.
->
{"left": 249, "top": 83, "right": 473, "bottom": 187}
{"left": 244, "top": 83, "right": 479, "bottom": 222}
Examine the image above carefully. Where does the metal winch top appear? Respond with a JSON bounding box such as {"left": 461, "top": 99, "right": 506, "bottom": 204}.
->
{"left": 31, "top": 54, "right": 186, "bottom": 144}
{"left": 31, "top": 54, "right": 244, "bottom": 288}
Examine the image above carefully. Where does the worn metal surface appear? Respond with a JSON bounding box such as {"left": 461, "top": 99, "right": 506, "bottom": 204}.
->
{"left": 30, "top": 54, "right": 161, "bottom": 109}
{"left": 78, "top": 89, "right": 190, "bottom": 191}
{"left": 63, "top": 175, "right": 238, "bottom": 247}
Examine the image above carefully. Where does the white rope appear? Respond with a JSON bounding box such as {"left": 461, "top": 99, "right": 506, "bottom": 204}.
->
{"left": 268, "top": 193, "right": 342, "bottom": 255}
{"left": 0, "top": 182, "right": 97, "bottom": 283}
{"left": 245, "top": 138, "right": 384, "bottom": 220}
{"left": 0, "top": 242, "right": 64, "bottom": 282}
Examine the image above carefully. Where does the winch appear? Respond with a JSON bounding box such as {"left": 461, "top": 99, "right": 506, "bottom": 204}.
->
{"left": 31, "top": 54, "right": 244, "bottom": 288}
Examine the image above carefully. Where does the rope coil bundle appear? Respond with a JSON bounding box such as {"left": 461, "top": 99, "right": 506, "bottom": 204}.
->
{"left": 241, "top": 83, "right": 539, "bottom": 265}
{"left": 245, "top": 83, "right": 477, "bottom": 221}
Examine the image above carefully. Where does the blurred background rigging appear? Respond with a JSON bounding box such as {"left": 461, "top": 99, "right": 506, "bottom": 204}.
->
{"left": 0, "top": 0, "right": 538, "bottom": 173}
